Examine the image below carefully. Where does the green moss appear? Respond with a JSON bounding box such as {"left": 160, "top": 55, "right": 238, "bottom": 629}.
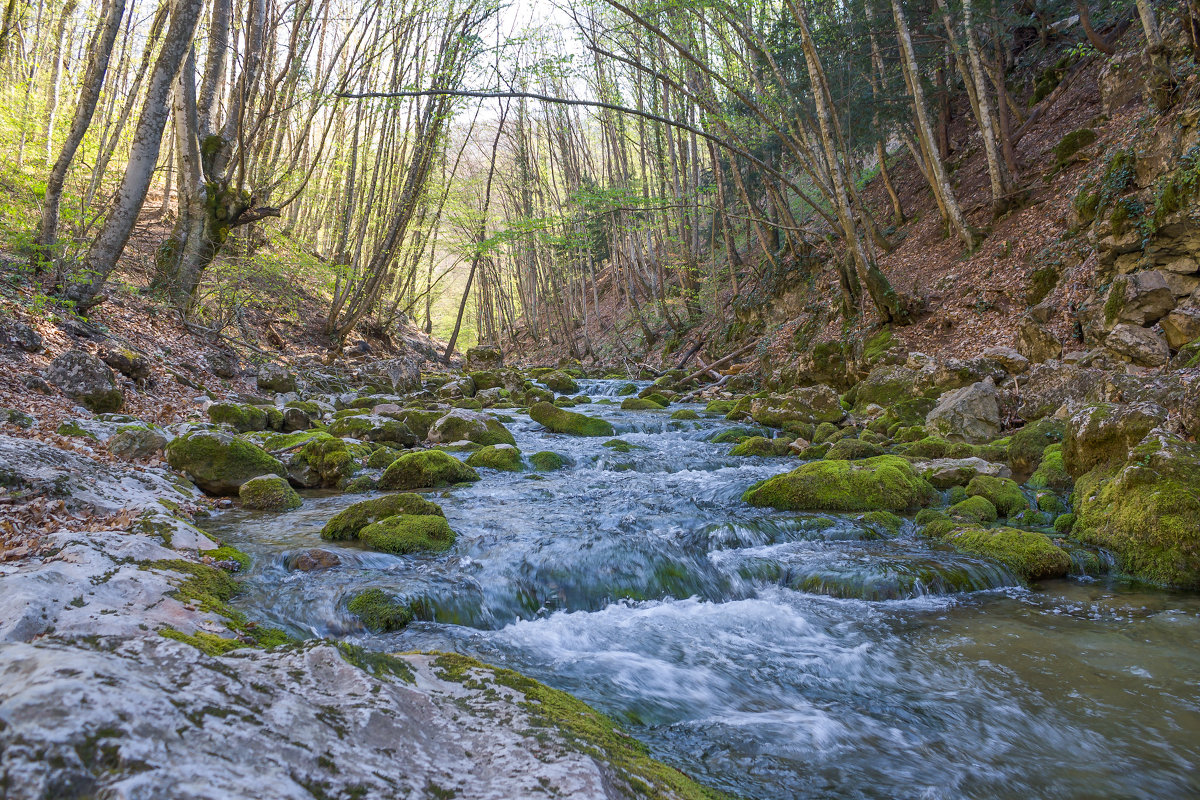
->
{"left": 327, "top": 415, "right": 374, "bottom": 438}
{"left": 432, "top": 653, "right": 729, "bottom": 800}
{"left": 621, "top": 397, "right": 663, "bottom": 410}
{"left": 729, "top": 436, "right": 791, "bottom": 457}
{"left": 1028, "top": 444, "right": 1072, "bottom": 490}
{"left": 1054, "top": 512, "right": 1076, "bottom": 534}
{"left": 861, "top": 327, "right": 896, "bottom": 365}
{"left": 466, "top": 444, "right": 524, "bottom": 471}
{"left": 640, "top": 392, "right": 671, "bottom": 408}
{"left": 160, "top": 629, "right": 245, "bottom": 656}
{"left": 704, "top": 400, "right": 734, "bottom": 413}
{"left": 529, "top": 402, "right": 614, "bottom": 437}
{"left": 321, "top": 493, "right": 444, "bottom": 541}
{"left": 431, "top": 411, "right": 516, "bottom": 446}
{"left": 378, "top": 449, "right": 479, "bottom": 490}
{"left": 294, "top": 434, "right": 360, "bottom": 488}
{"left": 165, "top": 431, "right": 285, "bottom": 496}
{"left": 939, "top": 526, "right": 1070, "bottom": 582}
{"left": 56, "top": 421, "right": 97, "bottom": 439}
{"left": 670, "top": 409, "right": 700, "bottom": 420}
{"left": 1026, "top": 266, "right": 1060, "bottom": 305}
{"left": 915, "top": 508, "right": 948, "bottom": 527}
{"left": 336, "top": 642, "right": 415, "bottom": 683}
{"left": 603, "top": 439, "right": 647, "bottom": 453}
{"left": 1073, "top": 186, "right": 1100, "bottom": 225}
{"left": 824, "top": 438, "right": 884, "bottom": 461}
{"left": 1008, "top": 418, "right": 1064, "bottom": 474}
{"left": 708, "top": 426, "right": 761, "bottom": 444}
{"left": 365, "top": 447, "right": 403, "bottom": 470}
{"left": 1036, "top": 491, "right": 1065, "bottom": 513}
{"left": 965, "top": 475, "right": 1028, "bottom": 517}
{"left": 285, "top": 400, "right": 322, "bottom": 416}
{"left": 1072, "top": 434, "right": 1200, "bottom": 588}
{"left": 238, "top": 475, "right": 301, "bottom": 511}
{"left": 347, "top": 588, "right": 415, "bottom": 632}
{"left": 1052, "top": 128, "right": 1096, "bottom": 163}
{"left": 949, "top": 495, "right": 999, "bottom": 524}
{"left": 861, "top": 510, "right": 903, "bottom": 535}
{"left": 207, "top": 545, "right": 251, "bottom": 571}
{"left": 343, "top": 475, "right": 377, "bottom": 493}
{"left": 742, "top": 455, "right": 935, "bottom": 513}
{"left": 530, "top": 451, "right": 568, "bottom": 471}
{"left": 811, "top": 422, "right": 839, "bottom": 444}
{"left": 540, "top": 371, "right": 580, "bottom": 393}
{"left": 358, "top": 514, "right": 456, "bottom": 554}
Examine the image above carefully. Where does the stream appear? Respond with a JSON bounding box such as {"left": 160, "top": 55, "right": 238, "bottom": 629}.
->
{"left": 203, "top": 379, "right": 1200, "bottom": 800}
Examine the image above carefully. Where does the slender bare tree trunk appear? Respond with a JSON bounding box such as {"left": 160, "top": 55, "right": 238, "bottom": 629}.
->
{"left": 41, "top": 0, "right": 78, "bottom": 167}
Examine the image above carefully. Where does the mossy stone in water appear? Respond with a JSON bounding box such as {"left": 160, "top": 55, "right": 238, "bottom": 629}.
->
{"left": 208, "top": 403, "right": 268, "bottom": 433}
{"left": 166, "top": 431, "right": 286, "bottom": 496}
{"left": 358, "top": 514, "right": 456, "bottom": 554}
{"left": 860, "top": 510, "right": 904, "bottom": 535}
{"left": 949, "top": 494, "right": 999, "bottom": 524}
{"left": 378, "top": 449, "right": 480, "bottom": 490}
{"left": 966, "top": 475, "right": 1028, "bottom": 517}
{"left": 670, "top": 409, "right": 700, "bottom": 420}
{"left": 540, "top": 370, "right": 580, "bottom": 394}
{"left": 616, "top": 383, "right": 639, "bottom": 396}
{"left": 321, "top": 493, "right": 444, "bottom": 541}
{"left": 708, "top": 426, "right": 761, "bottom": 444}
{"left": 238, "top": 474, "right": 302, "bottom": 511}
{"left": 729, "top": 436, "right": 790, "bottom": 457}
{"left": 825, "top": 438, "right": 885, "bottom": 461}
{"left": 348, "top": 588, "right": 414, "bottom": 632}
{"left": 621, "top": 397, "right": 662, "bottom": 410}
{"left": 939, "top": 526, "right": 1070, "bottom": 582}
{"left": 292, "top": 434, "right": 360, "bottom": 488}
{"left": 603, "top": 439, "right": 646, "bottom": 453}
{"left": 742, "top": 455, "right": 935, "bottom": 513}
{"left": 639, "top": 392, "right": 671, "bottom": 408}
{"left": 1007, "top": 418, "right": 1064, "bottom": 474}
{"left": 529, "top": 451, "right": 569, "bottom": 471}
{"left": 365, "top": 446, "right": 403, "bottom": 470}
{"left": 529, "top": 402, "right": 614, "bottom": 437}
{"left": 466, "top": 444, "right": 524, "bottom": 471}
{"left": 1028, "top": 444, "right": 1072, "bottom": 490}
{"left": 704, "top": 399, "right": 734, "bottom": 413}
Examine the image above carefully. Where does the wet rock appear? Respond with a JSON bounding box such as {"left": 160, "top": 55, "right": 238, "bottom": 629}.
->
{"left": 925, "top": 378, "right": 1000, "bottom": 444}
{"left": 426, "top": 409, "right": 515, "bottom": 446}
{"left": 1062, "top": 401, "right": 1168, "bottom": 478}
{"left": 1016, "top": 314, "right": 1062, "bottom": 363}
{"left": 45, "top": 350, "right": 124, "bottom": 413}
{"left": 378, "top": 450, "right": 480, "bottom": 490}
{"left": 465, "top": 443, "right": 524, "bottom": 471}
{"left": 282, "top": 433, "right": 361, "bottom": 488}
{"left": 322, "top": 493, "right": 444, "bottom": 540}
{"left": 238, "top": 474, "right": 302, "bottom": 511}
{"left": 286, "top": 548, "right": 342, "bottom": 571}
{"left": 539, "top": 370, "right": 580, "bottom": 394}
{"left": 3, "top": 321, "right": 42, "bottom": 352}
{"left": 1104, "top": 323, "right": 1169, "bottom": 367}
{"left": 101, "top": 347, "right": 151, "bottom": 381}
{"left": 934, "top": 526, "right": 1070, "bottom": 581}
{"left": 529, "top": 402, "right": 613, "bottom": 437}
{"left": 918, "top": 457, "right": 1012, "bottom": 489}
{"left": 750, "top": 385, "right": 845, "bottom": 429}
{"left": 165, "top": 430, "right": 286, "bottom": 496}
{"left": 359, "top": 514, "right": 456, "bottom": 554}
{"left": 257, "top": 363, "right": 297, "bottom": 393}
{"left": 743, "top": 455, "right": 935, "bottom": 513}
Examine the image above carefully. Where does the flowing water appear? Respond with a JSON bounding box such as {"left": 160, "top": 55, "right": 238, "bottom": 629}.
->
{"left": 205, "top": 379, "right": 1200, "bottom": 799}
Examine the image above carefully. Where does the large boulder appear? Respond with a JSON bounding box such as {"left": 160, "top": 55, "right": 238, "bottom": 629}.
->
{"left": 1104, "top": 323, "right": 1170, "bottom": 367}
{"left": 322, "top": 493, "right": 444, "bottom": 540}
{"left": 750, "top": 385, "right": 845, "bottom": 429}
{"left": 101, "top": 347, "right": 151, "bottom": 381}
{"left": 358, "top": 357, "right": 421, "bottom": 394}
{"left": 426, "top": 409, "right": 515, "bottom": 446}
{"left": 1104, "top": 272, "right": 1176, "bottom": 327}
{"left": 107, "top": 426, "right": 168, "bottom": 461}
{"left": 327, "top": 414, "right": 416, "bottom": 447}
{"left": 358, "top": 515, "right": 457, "bottom": 555}
{"left": 1162, "top": 307, "right": 1200, "bottom": 350}
{"left": 849, "top": 365, "right": 919, "bottom": 409}
{"left": 166, "top": 431, "right": 285, "bottom": 495}
{"left": 257, "top": 363, "right": 297, "bottom": 393}
{"left": 1074, "top": 431, "right": 1200, "bottom": 588}
{"left": 539, "top": 370, "right": 580, "bottom": 394}
{"left": 1062, "top": 401, "right": 1168, "bottom": 477}
{"left": 931, "top": 526, "right": 1070, "bottom": 582}
{"left": 924, "top": 378, "right": 1000, "bottom": 444}
{"left": 283, "top": 433, "right": 362, "bottom": 488}
{"left": 1016, "top": 362, "right": 1104, "bottom": 421}
{"left": 465, "top": 346, "right": 503, "bottom": 371}
{"left": 45, "top": 350, "right": 124, "bottom": 413}
{"left": 742, "top": 455, "right": 935, "bottom": 512}
{"left": 529, "top": 402, "right": 613, "bottom": 437}
{"left": 239, "top": 474, "right": 302, "bottom": 511}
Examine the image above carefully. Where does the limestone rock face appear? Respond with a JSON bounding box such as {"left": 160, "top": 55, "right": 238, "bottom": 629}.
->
{"left": 1104, "top": 323, "right": 1170, "bottom": 367}
{"left": 1016, "top": 315, "right": 1062, "bottom": 363}
{"left": 1107, "top": 272, "right": 1176, "bottom": 327}
{"left": 45, "top": 350, "right": 124, "bottom": 413}
{"left": 1162, "top": 307, "right": 1200, "bottom": 350}
{"left": 982, "top": 346, "right": 1029, "bottom": 374}
{"left": 1016, "top": 362, "right": 1105, "bottom": 421}
{"left": 257, "top": 363, "right": 297, "bottom": 393}
{"left": 925, "top": 378, "right": 1001, "bottom": 444}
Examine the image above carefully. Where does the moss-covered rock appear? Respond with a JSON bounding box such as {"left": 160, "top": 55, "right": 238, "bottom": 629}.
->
{"left": 378, "top": 449, "right": 480, "bottom": 490}
{"left": 466, "top": 444, "right": 524, "bottom": 471}
{"left": 239, "top": 474, "right": 302, "bottom": 511}
{"left": 347, "top": 588, "right": 414, "bottom": 632}
{"left": 638, "top": 392, "right": 672, "bottom": 408}
{"left": 729, "top": 436, "right": 791, "bottom": 457}
{"left": 750, "top": 385, "right": 845, "bottom": 429}
{"left": 540, "top": 370, "right": 580, "bottom": 394}
{"left": 938, "top": 526, "right": 1070, "bottom": 581}
{"left": 742, "top": 455, "right": 935, "bottom": 512}
{"left": 208, "top": 403, "right": 269, "bottom": 433}
{"left": 426, "top": 409, "right": 515, "bottom": 447}
{"left": 621, "top": 397, "right": 663, "bottom": 410}
{"left": 166, "top": 431, "right": 285, "bottom": 496}
{"left": 529, "top": 402, "right": 614, "bottom": 437}
{"left": 708, "top": 426, "right": 762, "bottom": 444}
{"left": 860, "top": 510, "right": 904, "bottom": 535}
{"left": 1073, "top": 431, "right": 1200, "bottom": 588}
{"left": 529, "top": 451, "right": 569, "bottom": 471}
{"left": 949, "top": 494, "right": 999, "bottom": 524}
{"left": 1028, "top": 443, "right": 1072, "bottom": 490}
{"left": 670, "top": 409, "right": 700, "bottom": 420}
{"left": 1062, "top": 402, "right": 1168, "bottom": 478}
{"left": 322, "top": 493, "right": 444, "bottom": 541}
{"left": 288, "top": 434, "right": 361, "bottom": 488}
{"left": 824, "top": 438, "right": 884, "bottom": 461}
{"left": 358, "top": 514, "right": 456, "bottom": 554}
{"left": 365, "top": 446, "right": 403, "bottom": 470}
{"left": 1007, "top": 417, "right": 1064, "bottom": 475}
{"left": 966, "top": 475, "right": 1029, "bottom": 517}
{"left": 704, "top": 399, "right": 734, "bottom": 414}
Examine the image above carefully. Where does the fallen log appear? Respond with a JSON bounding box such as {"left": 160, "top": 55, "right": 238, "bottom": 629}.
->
{"left": 679, "top": 341, "right": 757, "bottom": 386}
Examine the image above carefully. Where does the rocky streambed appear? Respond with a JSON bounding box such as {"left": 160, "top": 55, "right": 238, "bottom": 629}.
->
{"left": 2, "top": 358, "right": 1200, "bottom": 799}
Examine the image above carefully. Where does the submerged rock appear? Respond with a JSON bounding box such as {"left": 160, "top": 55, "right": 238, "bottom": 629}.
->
{"left": 935, "top": 526, "right": 1071, "bottom": 581}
